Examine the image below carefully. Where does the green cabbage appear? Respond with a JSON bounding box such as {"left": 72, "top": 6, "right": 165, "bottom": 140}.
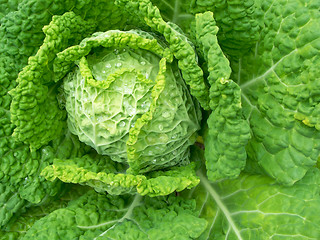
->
{"left": 61, "top": 30, "right": 201, "bottom": 173}
{"left": 1, "top": 0, "right": 320, "bottom": 239}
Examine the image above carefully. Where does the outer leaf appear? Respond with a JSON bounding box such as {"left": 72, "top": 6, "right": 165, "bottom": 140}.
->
{"left": 149, "top": 0, "right": 195, "bottom": 33}
{"left": 1, "top": 29, "right": 89, "bottom": 222}
{"left": 0, "top": 185, "right": 89, "bottom": 239}
{"left": 116, "top": 0, "right": 210, "bottom": 110}
{"left": 22, "top": 190, "right": 207, "bottom": 240}
{"left": 184, "top": 167, "right": 320, "bottom": 239}
{"left": 192, "top": 12, "right": 250, "bottom": 181}
{"left": 0, "top": 184, "right": 27, "bottom": 228}
{"left": 0, "top": 0, "right": 21, "bottom": 20}
{"left": 6, "top": 0, "right": 128, "bottom": 150}
{"left": 188, "top": 0, "right": 262, "bottom": 57}
{"left": 0, "top": 129, "right": 90, "bottom": 230}
{"left": 234, "top": 0, "right": 320, "bottom": 185}
{"left": 53, "top": 30, "right": 170, "bottom": 81}
{"left": 9, "top": 12, "right": 96, "bottom": 150}
{"left": 1, "top": 10, "right": 92, "bottom": 218}
{"left": 1, "top": 0, "right": 123, "bottom": 105}
{"left": 0, "top": 2, "right": 75, "bottom": 219}
{"left": 41, "top": 154, "right": 200, "bottom": 197}
{"left": 0, "top": 0, "right": 129, "bottom": 226}
{"left": 0, "top": 12, "right": 94, "bottom": 223}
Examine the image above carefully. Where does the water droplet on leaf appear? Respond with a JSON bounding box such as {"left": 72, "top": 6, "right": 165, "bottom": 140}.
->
{"left": 171, "top": 134, "right": 178, "bottom": 140}
{"left": 119, "top": 121, "right": 126, "bottom": 127}
{"left": 162, "top": 112, "right": 170, "bottom": 118}
{"left": 159, "top": 133, "right": 168, "bottom": 143}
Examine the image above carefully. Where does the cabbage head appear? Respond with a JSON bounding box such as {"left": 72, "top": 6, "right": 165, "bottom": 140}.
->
{"left": 61, "top": 30, "right": 201, "bottom": 174}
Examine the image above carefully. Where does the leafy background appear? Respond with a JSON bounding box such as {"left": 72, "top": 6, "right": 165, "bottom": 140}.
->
{"left": 1, "top": 0, "right": 320, "bottom": 239}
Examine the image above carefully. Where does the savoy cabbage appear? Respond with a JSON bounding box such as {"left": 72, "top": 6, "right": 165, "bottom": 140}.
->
{"left": 1, "top": 0, "right": 320, "bottom": 239}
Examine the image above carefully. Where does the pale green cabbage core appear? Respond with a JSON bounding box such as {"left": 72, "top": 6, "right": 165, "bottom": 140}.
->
{"left": 63, "top": 45, "right": 201, "bottom": 173}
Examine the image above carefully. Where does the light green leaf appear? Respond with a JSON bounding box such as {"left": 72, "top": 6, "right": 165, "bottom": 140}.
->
{"left": 0, "top": 185, "right": 89, "bottom": 239}
{"left": 0, "top": 4, "right": 103, "bottom": 226}
{"left": 116, "top": 0, "right": 210, "bottom": 110}
{"left": 0, "top": 184, "right": 27, "bottom": 229}
{"left": 185, "top": 168, "right": 320, "bottom": 239}
{"left": 192, "top": 11, "right": 250, "bottom": 181}
{"left": 0, "top": 128, "right": 90, "bottom": 229}
{"left": 7, "top": 0, "right": 129, "bottom": 151}
{"left": 149, "top": 0, "right": 195, "bottom": 33}
{"left": 233, "top": 0, "right": 320, "bottom": 185}
{"left": 9, "top": 12, "right": 96, "bottom": 150}
{"left": 41, "top": 154, "right": 200, "bottom": 197}
{"left": 22, "top": 190, "right": 207, "bottom": 240}
{"left": 188, "top": 0, "right": 262, "bottom": 57}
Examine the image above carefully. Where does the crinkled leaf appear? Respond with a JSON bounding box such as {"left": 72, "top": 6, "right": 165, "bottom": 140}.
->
{"left": 53, "top": 29, "right": 170, "bottom": 82}
{"left": 188, "top": 0, "right": 262, "bottom": 57}
{"left": 41, "top": 154, "right": 200, "bottom": 197}
{"left": 0, "top": 0, "right": 21, "bottom": 20}
{"left": 184, "top": 167, "right": 320, "bottom": 239}
{"left": 149, "top": 0, "right": 195, "bottom": 34}
{"left": 0, "top": 2, "right": 100, "bottom": 226}
{"left": 116, "top": 0, "right": 210, "bottom": 110}
{"left": 22, "top": 190, "right": 207, "bottom": 240}
{"left": 0, "top": 184, "right": 27, "bottom": 228}
{"left": 6, "top": 0, "right": 128, "bottom": 151}
{"left": 0, "top": 127, "right": 90, "bottom": 229}
{"left": 234, "top": 0, "right": 320, "bottom": 185}
{"left": 0, "top": 0, "right": 125, "bottom": 101}
{"left": 192, "top": 12, "right": 250, "bottom": 181}
{"left": 9, "top": 12, "right": 96, "bottom": 150}
{"left": 0, "top": 185, "right": 89, "bottom": 239}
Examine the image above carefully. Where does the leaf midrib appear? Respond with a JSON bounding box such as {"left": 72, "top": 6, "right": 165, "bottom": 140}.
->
{"left": 75, "top": 194, "right": 142, "bottom": 238}
{"left": 199, "top": 172, "right": 243, "bottom": 240}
